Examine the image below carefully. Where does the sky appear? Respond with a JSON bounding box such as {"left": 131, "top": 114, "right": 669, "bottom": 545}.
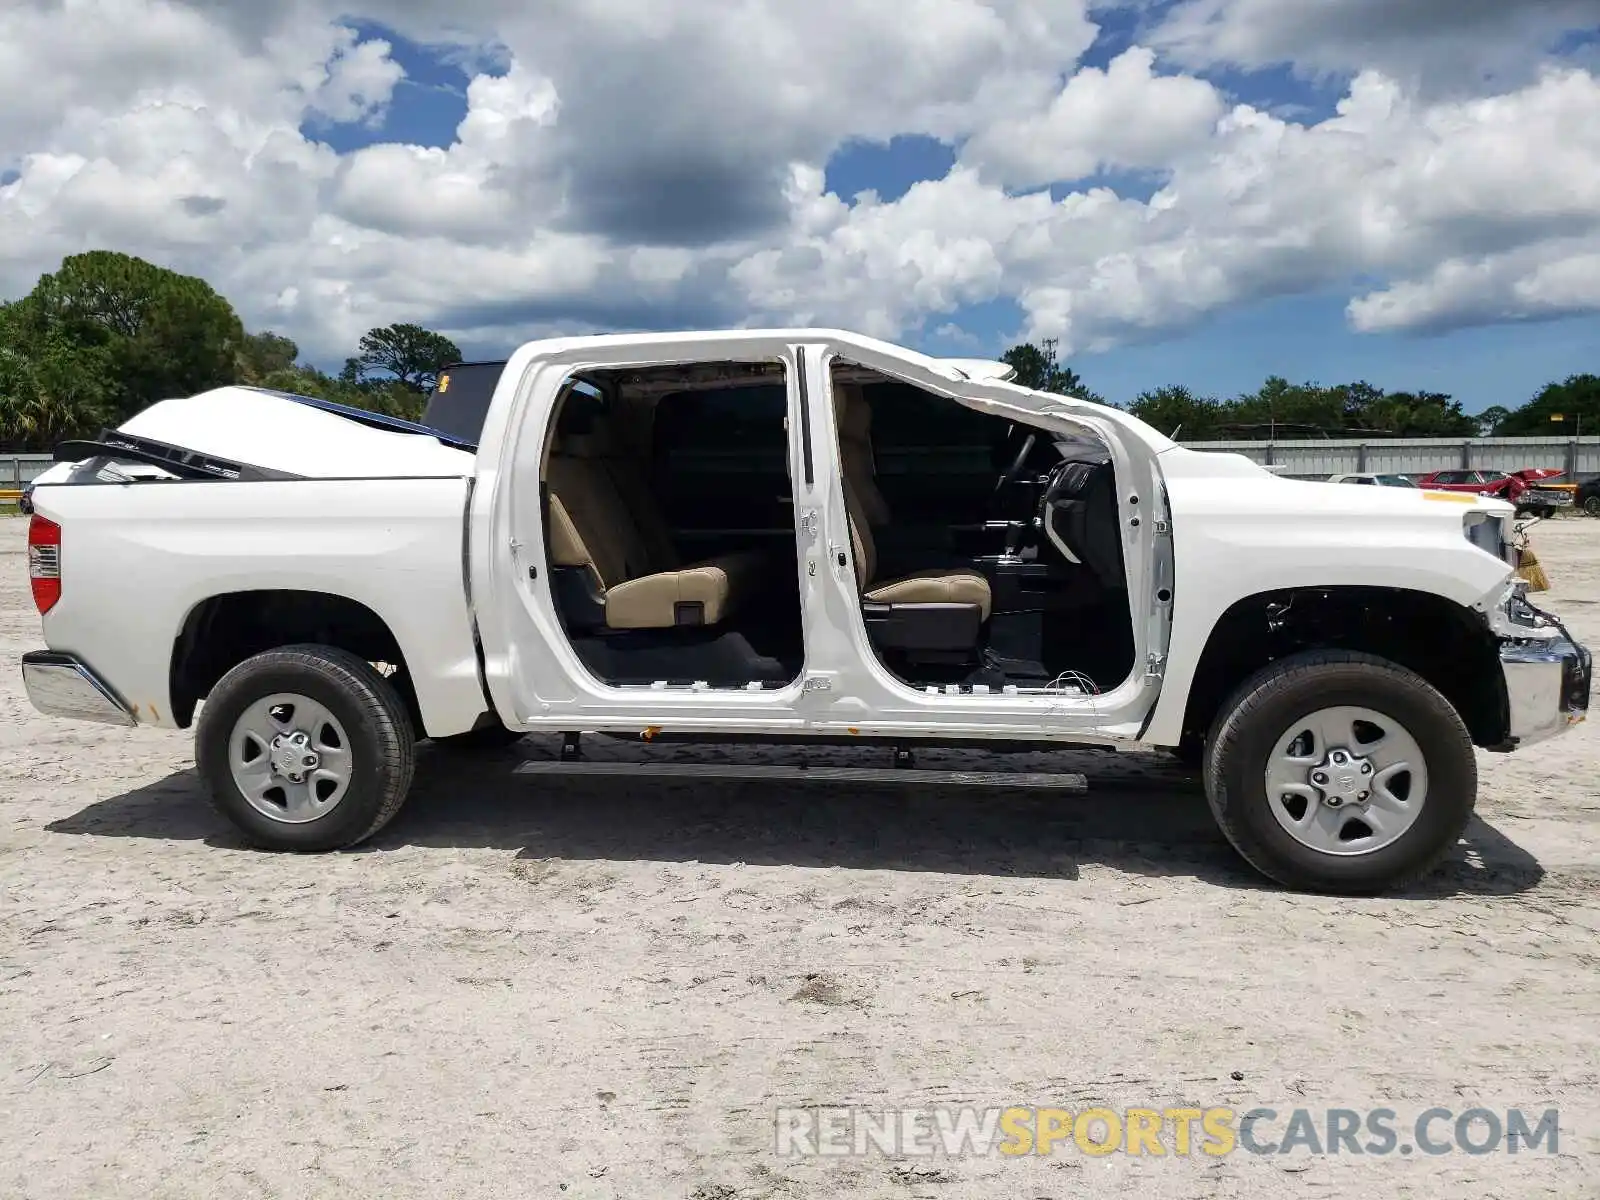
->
{"left": 2, "top": 1, "right": 1599, "bottom": 412}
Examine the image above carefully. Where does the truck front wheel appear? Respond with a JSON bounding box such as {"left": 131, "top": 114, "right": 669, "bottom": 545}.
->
{"left": 1202, "top": 651, "right": 1476, "bottom": 895}
{"left": 196, "top": 645, "right": 416, "bottom": 851}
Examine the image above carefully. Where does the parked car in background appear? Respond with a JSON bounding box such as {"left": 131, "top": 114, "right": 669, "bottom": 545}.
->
{"left": 1413, "top": 468, "right": 1572, "bottom": 517}
{"left": 1328, "top": 473, "right": 1419, "bottom": 488}
{"left": 1573, "top": 475, "right": 1600, "bottom": 517}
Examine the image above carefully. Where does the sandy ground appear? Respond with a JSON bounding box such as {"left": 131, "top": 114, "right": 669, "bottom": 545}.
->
{"left": 0, "top": 515, "right": 1596, "bottom": 1199}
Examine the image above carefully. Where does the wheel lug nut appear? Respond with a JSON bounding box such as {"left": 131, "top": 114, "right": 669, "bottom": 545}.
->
{"left": 1358, "top": 791, "right": 1369, "bottom": 801}
{"left": 1360, "top": 763, "right": 1371, "bottom": 774}
{"left": 1313, "top": 772, "right": 1327, "bottom": 784}
{"left": 1326, "top": 797, "right": 1343, "bottom": 807}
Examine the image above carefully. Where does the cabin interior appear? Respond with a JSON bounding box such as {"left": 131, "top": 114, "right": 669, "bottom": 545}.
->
{"left": 538, "top": 358, "right": 1135, "bottom": 696}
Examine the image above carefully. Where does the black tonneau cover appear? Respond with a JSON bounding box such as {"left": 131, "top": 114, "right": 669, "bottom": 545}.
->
{"left": 243, "top": 387, "right": 478, "bottom": 452}
{"left": 423, "top": 361, "right": 509, "bottom": 449}
{"left": 54, "top": 432, "right": 302, "bottom": 481}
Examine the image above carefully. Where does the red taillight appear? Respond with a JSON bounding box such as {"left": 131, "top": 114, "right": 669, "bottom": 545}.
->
{"left": 28, "top": 515, "right": 61, "bottom": 614}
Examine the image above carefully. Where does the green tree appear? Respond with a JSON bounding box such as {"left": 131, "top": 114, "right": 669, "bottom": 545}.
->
{"left": 1002, "top": 339, "right": 1107, "bottom": 405}
{"left": 27, "top": 250, "right": 244, "bottom": 421}
{"left": 1129, "top": 385, "right": 1222, "bottom": 440}
{"left": 247, "top": 361, "right": 426, "bottom": 422}
{"left": 1224, "top": 377, "right": 1345, "bottom": 437}
{"left": 0, "top": 299, "right": 116, "bottom": 448}
{"left": 237, "top": 331, "right": 300, "bottom": 383}
{"left": 1380, "top": 390, "right": 1476, "bottom": 437}
{"left": 1493, "top": 374, "right": 1600, "bottom": 437}
{"left": 1475, "top": 405, "right": 1511, "bottom": 437}
{"left": 1194, "top": 377, "right": 1479, "bottom": 439}
{"left": 342, "top": 323, "right": 460, "bottom": 393}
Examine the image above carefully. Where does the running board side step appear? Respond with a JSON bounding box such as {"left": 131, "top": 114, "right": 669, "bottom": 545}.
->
{"left": 512, "top": 761, "right": 1087, "bottom": 790}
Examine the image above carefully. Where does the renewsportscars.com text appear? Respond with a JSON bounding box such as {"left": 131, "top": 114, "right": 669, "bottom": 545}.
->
{"left": 774, "top": 1105, "right": 1560, "bottom": 1159}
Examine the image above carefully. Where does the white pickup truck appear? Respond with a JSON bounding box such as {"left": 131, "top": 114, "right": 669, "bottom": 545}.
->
{"left": 21, "top": 329, "right": 1590, "bottom": 893}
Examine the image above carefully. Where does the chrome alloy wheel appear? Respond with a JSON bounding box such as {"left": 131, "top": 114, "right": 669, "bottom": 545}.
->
{"left": 1263, "top": 706, "right": 1428, "bottom": 856}
{"left": 228, "top": 693, "right": 352, "bottom": 823}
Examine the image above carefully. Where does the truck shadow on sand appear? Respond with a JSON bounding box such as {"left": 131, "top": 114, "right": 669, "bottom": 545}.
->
{"left": 49, "top": 735, "right": 1544, "bottom": 897}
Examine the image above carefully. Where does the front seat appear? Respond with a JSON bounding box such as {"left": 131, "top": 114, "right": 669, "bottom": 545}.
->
{"left": 836, "top": 397, "right": 992, "bottom": 655}
{"left": 834, "top": 383, "right": 891, "bottom": 527}
{"left": 546, "top": 424, "right": 763, "bottom": 631}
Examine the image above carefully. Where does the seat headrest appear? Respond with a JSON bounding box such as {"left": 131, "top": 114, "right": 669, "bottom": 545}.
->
{"left": 833, "top": 384, "right": 871, "bottom": 441}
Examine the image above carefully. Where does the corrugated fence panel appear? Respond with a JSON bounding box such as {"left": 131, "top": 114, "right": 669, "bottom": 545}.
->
{"left": 1184, "top": 437, "right": 1600, "bottom": 479}
{"left": 1, "top": 454, "right": 57, "bottom": 490}
{"left": 5, "top": 438, "right": 1599, "bottom": 488}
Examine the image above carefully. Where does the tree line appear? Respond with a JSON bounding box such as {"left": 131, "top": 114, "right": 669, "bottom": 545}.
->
{"left": 1003, "top": 339, "right": 1600, "bottom": 441}
{"left": 1, "top": 250, "right": 1596, "bottom": 450}
{"left": 0, "top": 251, "right": 459, "bottom": 450}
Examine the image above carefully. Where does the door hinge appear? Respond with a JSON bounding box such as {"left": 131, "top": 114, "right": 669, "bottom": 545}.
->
{"left": 1143, "top": 651, "right": 1166, "bottom": 684}
{"left": 1152, "top": 518, "right": 1171, "bottom": 536}
{"left": 802, "top": 675, "right": 833, "bottom": 692}
{"left": 798, "top": 509, "right": 819, "bottom": 538}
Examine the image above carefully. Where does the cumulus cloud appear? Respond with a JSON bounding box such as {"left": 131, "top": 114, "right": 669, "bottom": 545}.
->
{"left": 1148, "top": 0, "right": 1600, "bottom": 90}
{"left": 962, "top": 47, "right": 1225, "bottom": 187}
{"left": 1349, "top": 240, "right": 1600, "bottom": 333}
{"left": 1, "top": 0, "right": 1598, "bottom": 363}
{"left": 734, "top": 66, "right": 1600, "bottom": 351}
{"left": 309, "top": 30, "right": 405, "bottom": 126}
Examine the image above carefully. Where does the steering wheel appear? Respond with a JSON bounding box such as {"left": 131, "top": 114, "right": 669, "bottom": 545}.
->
{"left": 993, "top": 423, "right": 1038, "bottom": 494}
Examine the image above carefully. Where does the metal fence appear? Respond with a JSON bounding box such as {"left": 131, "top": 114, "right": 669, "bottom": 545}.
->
{"left": 1, "top": 454, "right": 56, "bottom": 491}
{"left": 1182, "top": 436, "right": 1600, "bottom": 480}
{"left": 6, "top": 437, "right": 1600, "bottom": 489}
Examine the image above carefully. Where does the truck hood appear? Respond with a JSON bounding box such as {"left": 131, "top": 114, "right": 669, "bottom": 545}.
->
{"left": 115, "top": 386, "right": 476, "bottom": 478}
{"left": 1157, "top": 444, "right": 1517, "bottom": 520}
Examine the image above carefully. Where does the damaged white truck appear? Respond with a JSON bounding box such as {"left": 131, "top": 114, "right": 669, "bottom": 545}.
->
{"left": 21, "top": 329, "right": 1591, "bottom": 893}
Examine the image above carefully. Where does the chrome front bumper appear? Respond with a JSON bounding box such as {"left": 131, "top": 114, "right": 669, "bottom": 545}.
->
{"left": 21, "top": 651, "right": 137, "bottom": 727}
{"left": 1500, "top": 634, "right": 1591, "bottom": 749}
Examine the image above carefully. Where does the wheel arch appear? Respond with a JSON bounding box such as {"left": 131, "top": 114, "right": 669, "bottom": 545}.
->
{"left": 170, "top": 590, "right": 424, "bottom": 732}
{"left": 1175, "top": 586, "right": 1508, "bottom": 751}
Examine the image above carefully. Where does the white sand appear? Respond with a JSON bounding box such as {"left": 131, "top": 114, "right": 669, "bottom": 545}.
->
{"left": 1, "top": 515, "right": 1595, "bottom": 1198}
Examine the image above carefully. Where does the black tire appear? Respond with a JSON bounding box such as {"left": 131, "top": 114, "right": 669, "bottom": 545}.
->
{"left": 196, "top": 645, "right": 415, "bottom": 851}
{"left": 432, "top": 721, "right": 525, "bottom": 751}
{"left": 1585, "top": 495, "right": 1600, "bottom": 517}
{"left": 1202, "top": 650, "right": 1476, "bottom": 895}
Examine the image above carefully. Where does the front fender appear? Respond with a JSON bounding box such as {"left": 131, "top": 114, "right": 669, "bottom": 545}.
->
{"left": 1141, "top": 457, "right": 1514, "bottom": 746}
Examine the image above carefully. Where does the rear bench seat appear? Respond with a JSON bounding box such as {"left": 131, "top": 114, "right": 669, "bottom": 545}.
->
{"left": 545, "top": 426, "right": 764, "bottom": 630}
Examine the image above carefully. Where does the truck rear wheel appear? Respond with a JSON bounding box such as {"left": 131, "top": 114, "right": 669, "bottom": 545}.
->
{"left": 196, "top": 645, "right": 415, "bottom": 851}
{"left": 1202, "top": 651, "right": 1476, "bottom": 895}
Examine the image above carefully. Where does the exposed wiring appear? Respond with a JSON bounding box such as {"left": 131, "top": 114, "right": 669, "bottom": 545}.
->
{"left": 1043, "top": 669, "right": 1100, "bottom": 696}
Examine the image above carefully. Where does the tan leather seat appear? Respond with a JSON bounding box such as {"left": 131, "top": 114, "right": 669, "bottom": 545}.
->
{"left": 835, "top": 385, "right": 992, "bottom": 621}
{"left": 846, "top": 488, "right": 992, "bottom": 619}
{"left": 546, "top": 424, "right": 762, "bottom": 630}
{"left": 834, "top": 383, "right": 891, "bottom": 527}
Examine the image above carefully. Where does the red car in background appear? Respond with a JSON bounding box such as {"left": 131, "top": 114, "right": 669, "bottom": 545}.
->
{"left": 1413, "top": 468, "right": 1571, "bottom": 516}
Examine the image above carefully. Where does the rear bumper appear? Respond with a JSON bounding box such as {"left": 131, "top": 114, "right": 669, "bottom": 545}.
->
{"left": 20, "top": 651, "right": 137, "bottom": 727}
{"left": 1499, "top": 634, "right": 1591, "bottom": 749}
